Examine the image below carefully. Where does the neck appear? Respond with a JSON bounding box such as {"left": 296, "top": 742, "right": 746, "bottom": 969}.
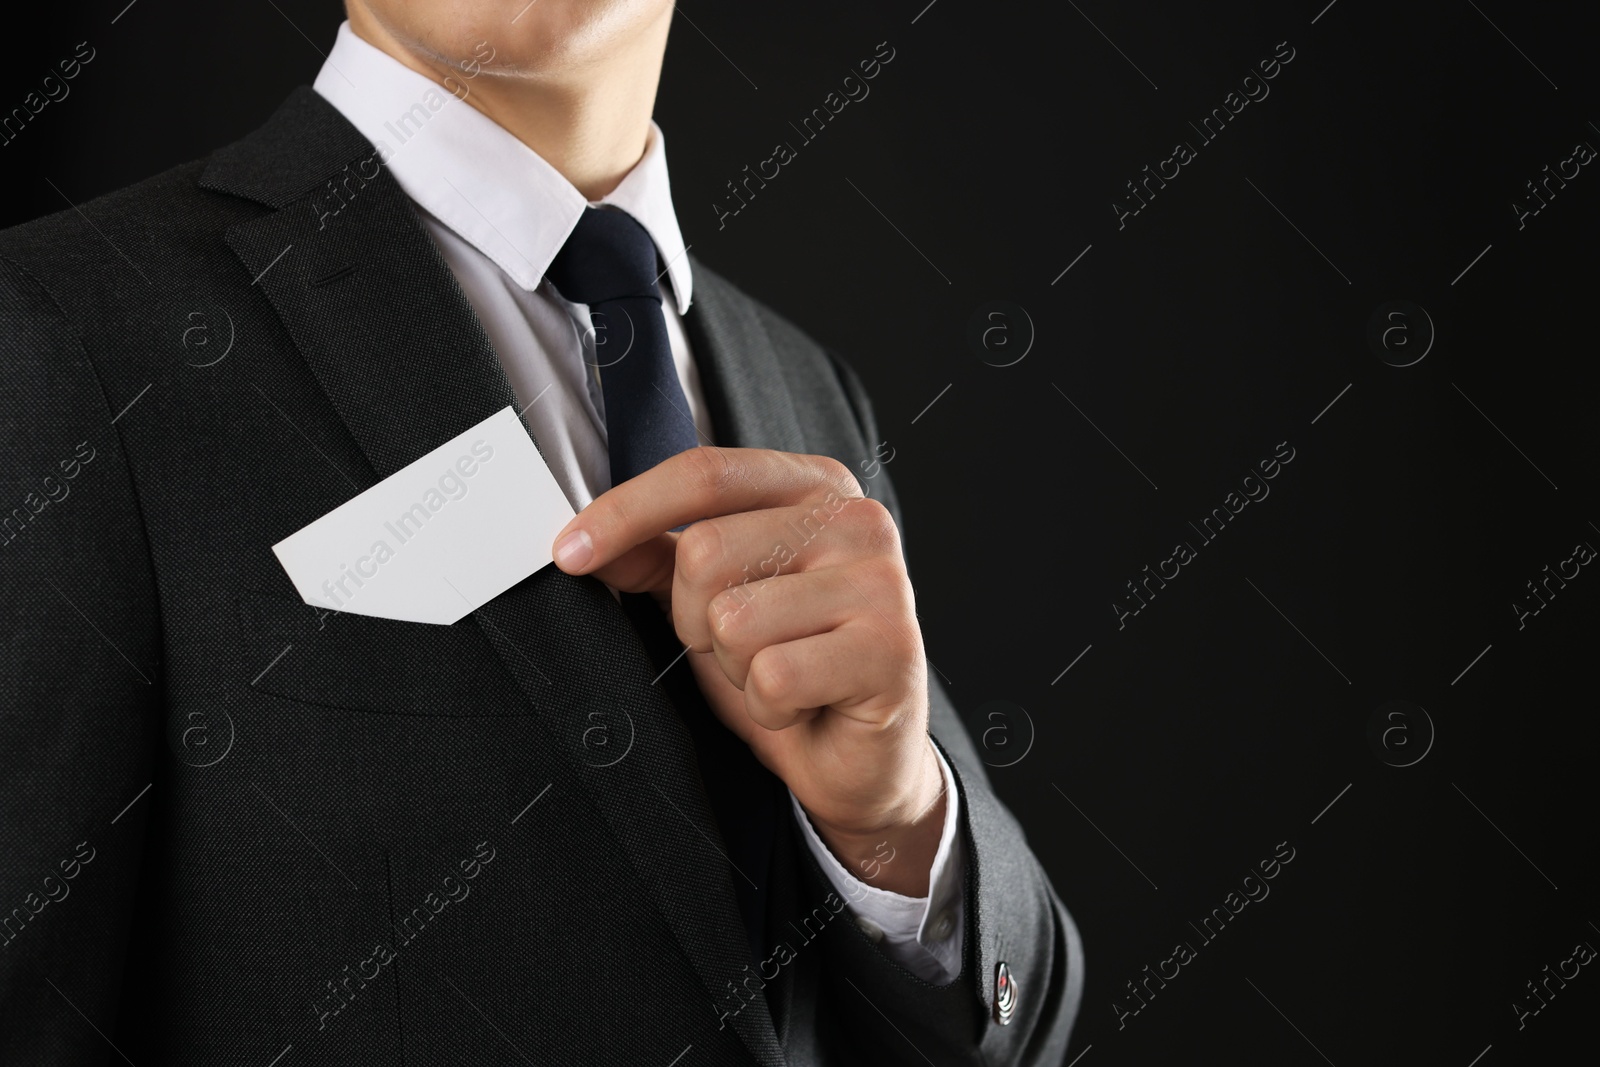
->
{"left": 343, "top": 6, "right": 671, "bottom": 201}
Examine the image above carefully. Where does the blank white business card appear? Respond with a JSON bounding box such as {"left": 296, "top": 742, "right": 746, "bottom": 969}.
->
{"left": 272, "top": 406, "right": 574, "bottom": 624}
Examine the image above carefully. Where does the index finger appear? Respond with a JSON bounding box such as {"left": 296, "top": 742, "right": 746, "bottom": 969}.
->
{"left": 551, "top": 447, "right": 863, "bottom": 575}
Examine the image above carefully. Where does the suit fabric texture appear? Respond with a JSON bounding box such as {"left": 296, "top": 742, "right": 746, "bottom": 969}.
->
{"left": 0, "top": 87, "right": 1084, "bottom": 1065}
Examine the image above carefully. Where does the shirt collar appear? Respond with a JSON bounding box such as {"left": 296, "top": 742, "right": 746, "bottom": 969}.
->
{"left": 312, "top": 21, "right": 692, "bottom": 314}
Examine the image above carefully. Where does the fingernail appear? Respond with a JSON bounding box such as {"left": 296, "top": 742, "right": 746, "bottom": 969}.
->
{"left": 553, "top": 529, "right": 593, "bottom": 571}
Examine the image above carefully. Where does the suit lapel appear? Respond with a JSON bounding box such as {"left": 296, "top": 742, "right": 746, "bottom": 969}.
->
{"left": 683, "top": 266, "right": 809, "bottom": 457}
{"left": 202, "top": 87, "right": 785, "bottom": 1067}
{"left": 682, "top": 266, "right": 821, "bottom": 1055}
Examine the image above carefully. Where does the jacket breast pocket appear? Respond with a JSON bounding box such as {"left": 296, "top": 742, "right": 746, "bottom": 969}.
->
{"left": 236, "top": 592, "right": 531, "bottom": 716}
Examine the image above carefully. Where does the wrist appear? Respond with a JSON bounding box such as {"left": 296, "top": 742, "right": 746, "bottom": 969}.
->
{"left": 808, "top": 737, "right": 947, "bottom": 898}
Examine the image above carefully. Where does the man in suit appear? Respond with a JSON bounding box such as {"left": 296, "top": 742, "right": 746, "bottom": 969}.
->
{"left": 0, "top": 1, "right": 1083, "bottom": 1062}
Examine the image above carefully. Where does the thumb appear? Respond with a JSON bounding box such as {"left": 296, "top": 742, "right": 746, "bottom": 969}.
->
{"left": 562, "top": 530, "right": 678, "bottom": 598}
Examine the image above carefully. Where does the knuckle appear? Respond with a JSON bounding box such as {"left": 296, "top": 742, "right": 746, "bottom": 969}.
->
{"left": 675, "top": 521, "right": 725, "bottom": 584}
{"left": 747, "top": 647, "right": 793, "bottom": 705}
{"left": 895, "top": 626, "right": 924, "bottom": 667}
{"left": 850, "top": 560, "right": 917, "bottom": 636}
{"left": 877, "top": 635, "right": 922, "bottom": 695}
{"left": 844, "top": 496, "right": 901, "bottom": 553}
{"left": 884, "top": 670, "right": 929, "bottom": 724}
{"left": 808, "top": 455, "right": 861, "bottom": 499}
{"left": 708, "top": 586, "right": 756, "bottom": 644}
{"left": 860, "top": 555, "right": 908, "bottom": 597}
{"left": 679, "top": 446, "right": 736, "bottom": 496}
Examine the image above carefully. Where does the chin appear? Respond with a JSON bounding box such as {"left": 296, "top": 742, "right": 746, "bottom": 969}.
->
{"left": 377, "top": 0, "right": 673, "bottom": 78}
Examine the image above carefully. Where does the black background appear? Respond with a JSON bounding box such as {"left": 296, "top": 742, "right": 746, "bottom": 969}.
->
{"left": 7, "top": 1, "right": 1597, "bottom": 1063}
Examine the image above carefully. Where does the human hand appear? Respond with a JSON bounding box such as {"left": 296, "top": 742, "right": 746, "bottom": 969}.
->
{"left": 551, "top": 447, "right": 946, "bottom": 895}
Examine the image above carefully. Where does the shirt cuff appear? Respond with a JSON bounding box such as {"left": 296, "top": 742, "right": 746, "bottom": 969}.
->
{"left": 787, "top": 737, "right": 965, "bottom": 984}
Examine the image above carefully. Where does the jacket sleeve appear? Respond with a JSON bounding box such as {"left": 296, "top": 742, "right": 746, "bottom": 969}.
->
{"left": 0, "top": 256, "right": 162, "bottom": 1064}
{"left": 795, "top": 352, "right": 1085, "bottom": 1065}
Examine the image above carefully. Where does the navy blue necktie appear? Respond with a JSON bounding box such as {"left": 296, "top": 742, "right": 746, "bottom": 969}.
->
{"left": 547, "top": 207, "right": 782, "bottom": 967}
{"left": 544, "top": 206, "right": 699, "bottom": 488}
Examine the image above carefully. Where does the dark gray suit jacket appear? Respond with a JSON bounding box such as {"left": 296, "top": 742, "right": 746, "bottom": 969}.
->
{"left": 0, "top": 87, "right": 1083, "bottom": 1065}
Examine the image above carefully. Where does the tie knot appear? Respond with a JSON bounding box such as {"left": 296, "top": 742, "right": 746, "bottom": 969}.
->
{"left": 544, "top": 206, "right": 663, "bottom": 307}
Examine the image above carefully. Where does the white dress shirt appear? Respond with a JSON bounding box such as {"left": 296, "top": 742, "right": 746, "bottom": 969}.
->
{"left": 313, "top": 21, "right": 964, "bottom": 983}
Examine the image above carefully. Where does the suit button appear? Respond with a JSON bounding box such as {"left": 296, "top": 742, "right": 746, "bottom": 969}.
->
{"left": 994, "top": 961, "right": 1017, "bottom": 1025}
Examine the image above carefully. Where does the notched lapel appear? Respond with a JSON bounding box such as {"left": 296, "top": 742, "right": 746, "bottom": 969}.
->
{"left": 202, "top": 88, "right": 785, "bottom": 1067}
{"left": 684, "top": 264, "right": 809, "bottom": 457}
{"left": 218, "top": 166, "right": 516, "bottom": 481}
